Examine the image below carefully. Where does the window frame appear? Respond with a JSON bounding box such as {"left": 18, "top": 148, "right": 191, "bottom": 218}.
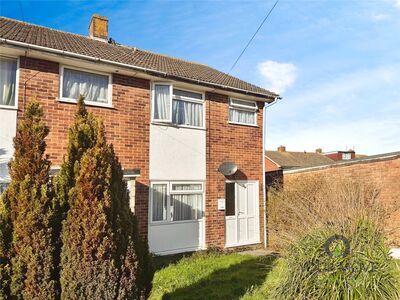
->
{"left": 150, "top": 181, "right": 170, "bottom": 223}
{"left": 151, "top": 82, "right": 173, "bottom": 123}
{"left": 228, "top": 98, "right": 258, "bottom": 127}
{"left": 0, "top": 56, "right": 19, "bottom": 110}
{"left": 59, "top": 65, "right": 113, "bottom": 108}
{"left": 149, "top": 181, "right": 205, "bottom": 224}
{"left": 151, "top": 83, "right": 205, "bottom": 129}
{"left": 342, "top": 153, "right": 352, "bottom": 160}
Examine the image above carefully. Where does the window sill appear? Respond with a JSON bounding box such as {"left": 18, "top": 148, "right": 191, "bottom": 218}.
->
{"left": 0, "top": 104, "right": 18, "bottom": 111}
{"left": 58, "top": 98, "right": 114, "bottom": 109}
{"left": 228, "top": 121, "right": 258, "bottom": 128}
{"left": 150, "top": 219, "right": 204, "bottom": 226}
{"left": 151, "top": 121, "right": 206, "bottom": 131}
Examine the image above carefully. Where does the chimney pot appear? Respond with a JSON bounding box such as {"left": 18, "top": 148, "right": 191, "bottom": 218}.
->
{"left": 277, "top": 145, "right": 286, "bottom": 152}
{"left": 316, "top": 148, "right": 322, "bottom": 154}
{"left": 89, "top": 15, "right": 108, "bottom": 41}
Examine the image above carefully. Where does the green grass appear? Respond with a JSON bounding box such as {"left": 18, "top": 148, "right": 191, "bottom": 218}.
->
{"left": 149, "top": 254, "right": 400, "bottom": 300}
{"left": 149, "top": 252, "right": 276, "bottom": 300}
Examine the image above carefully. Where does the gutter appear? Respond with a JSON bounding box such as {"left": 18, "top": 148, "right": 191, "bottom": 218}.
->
{"left": 0, "top": 38, "right": 277, "bottom": 101}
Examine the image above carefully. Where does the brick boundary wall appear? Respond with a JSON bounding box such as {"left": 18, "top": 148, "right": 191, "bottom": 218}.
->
{"left": 280, "top": 154, "right": 400, "bottom": 246}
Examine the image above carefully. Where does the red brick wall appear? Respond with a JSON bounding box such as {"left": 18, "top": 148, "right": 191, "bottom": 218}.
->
{"left": 17, "top": 56, "right": 150, "bottom": 236}
{"left": 265, "top": 156, "right": 280, "bottom": 172}
{"left": 205, "top": 92, "right": 265, "bottom": 248}
{"left": 16, "top": 56, "right": 267, "bottom": 248}
{"left": 324, "top": 151, "right": 355, "bottom": 161}
{"left": 283, "top": 157, "right": 400, "bottom": 246}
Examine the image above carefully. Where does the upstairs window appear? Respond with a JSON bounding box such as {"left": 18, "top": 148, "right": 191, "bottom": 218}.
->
{"left": 152, "top": 83, "right": 204, "bottom": 128}
{"left": 0, "top": 57, "right": 17, "bottom": 108}
{"left": 61, "top": 66, "right": 111, "bottom": 106}
{"left": 153, "top": 84, "right": 172, "bottom": 122}
{"left": 229, "top": 98, "right": 257, "bottom": 126}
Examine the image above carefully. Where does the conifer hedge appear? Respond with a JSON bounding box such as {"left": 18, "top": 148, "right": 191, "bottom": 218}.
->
{"left": 57, "top": 97, "right": 153, "bottom": 299}
{"left": 1, "top": 98, "right": 153, "bottom": 299}
{"left": 0, "top": 101, "right": 58, "bottom": 299}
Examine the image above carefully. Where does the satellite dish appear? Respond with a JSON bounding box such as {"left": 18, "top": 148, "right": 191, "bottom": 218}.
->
{"left": 218, "top": 162, "right": 238, "bottom": 176}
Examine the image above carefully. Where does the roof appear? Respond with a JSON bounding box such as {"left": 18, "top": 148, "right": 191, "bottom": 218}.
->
{"left": 265, "top": 150, "right": 335, "bottom": 170}
{"left": 284, "top": 151, "right": 400, "bottom": 174}
{"left": 0, "top": 17, "right": 278, "bottom": 100}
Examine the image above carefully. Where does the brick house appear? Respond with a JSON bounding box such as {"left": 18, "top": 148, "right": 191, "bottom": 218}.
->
{"left": 0, "top": 16, "right": 279, "bottom": 255}
{"left": 265, "top": 145, "right": 334, "bottom": 186}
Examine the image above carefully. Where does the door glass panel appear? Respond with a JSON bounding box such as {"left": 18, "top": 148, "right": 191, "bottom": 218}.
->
{"left": 225, "top": 182, "right": 235, "bottom": 216}
{"left": 237, "top": 184, "right": 246, "bottom": 215}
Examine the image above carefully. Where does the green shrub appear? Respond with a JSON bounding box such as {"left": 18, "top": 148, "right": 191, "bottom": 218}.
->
{"left": 59, "top": 102, "right": 153, "bottom": 299}
{"left": 272, "top": 219, "right": 400, "bottom": 300}
{"left": 0, "top": 101, "right": 58, "bottom": 299}
{"left": 267, "top": 174, "right": 390, "bottom": 251}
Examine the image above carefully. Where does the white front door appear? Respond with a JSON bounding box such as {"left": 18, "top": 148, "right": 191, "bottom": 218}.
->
{"left": 225, "top": 181, "right": 260, "bottom": 247}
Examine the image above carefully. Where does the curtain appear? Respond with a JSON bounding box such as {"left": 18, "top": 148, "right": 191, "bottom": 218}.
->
{"left": 172, "top": 194, "right": 203, "bottom": 221}
{"left": 172, "top": 100, "right": 203, "bottom": 127}
{"left": 172, "top": 184, "right": 202, "bottom": 191}
{"left": 154, "top": 85, "right": 170, "bottom": 120}
{"left": 63, "top": 68, "right": 108, "bottom": 103}
{"left": 229, "top": 108, "right": 255, "bottom": 125}
{"left": 152, "top": 184, "right": 167, "bottom": 221}
{"left": 0, "top": 58, "right": 17, "bottom": 106}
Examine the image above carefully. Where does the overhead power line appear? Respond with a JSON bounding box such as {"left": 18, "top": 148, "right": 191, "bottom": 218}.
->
{"left": 227, "top": 0, "right": 280, "bottom": 74}
{"left": 19, "top": 0, "right": 25, "bottom": 22}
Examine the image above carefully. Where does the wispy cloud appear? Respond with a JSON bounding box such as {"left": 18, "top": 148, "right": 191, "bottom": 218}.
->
{"left": 371, "top": 14, "right": 390, "bottom": 21}
{"left": 281, "top": 65, "right": 398, "bottom": 113}
{"left": 265, "top": 64, "right": 400, "bottom": 155}
{"left": 395, "top": 0, "right": 400, "bottom": 8}
{"left": 257, "top": 60, "right": 297, "bottom": 94}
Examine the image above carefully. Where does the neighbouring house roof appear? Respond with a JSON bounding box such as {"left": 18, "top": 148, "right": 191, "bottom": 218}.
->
{"left": 265, "top": 150, "right": 335, "bottom": 170}
{"left": 284, "top": 151, "right": 400, "bottom": 174}
{"left": 0, "top": 17, "right": 278, "bottom": 100}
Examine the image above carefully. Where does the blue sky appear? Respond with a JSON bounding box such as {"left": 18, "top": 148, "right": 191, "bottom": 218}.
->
{"left": 2, "top": 0, "right": 400, "bottom": 155}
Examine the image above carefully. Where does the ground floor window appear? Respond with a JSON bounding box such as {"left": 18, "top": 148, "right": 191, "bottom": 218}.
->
{"left": 150, "top": 181, "right": 204, "bottom": 222}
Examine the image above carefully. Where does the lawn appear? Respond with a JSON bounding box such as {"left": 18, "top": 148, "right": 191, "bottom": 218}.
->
{"left": 149, "top": 252, "right": 276, "bottom": 300}
{"left": 150, "top": 253, "right": 400, "bottom": 300}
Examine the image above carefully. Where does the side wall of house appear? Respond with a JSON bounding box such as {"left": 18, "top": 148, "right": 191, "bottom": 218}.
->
{"left": 205, "top": 92, "right": 265, "bottom": 248}
{"left": 281, "top": 158, "right": 400, "bottom": 246}
{"left": 265, "top": 156, "right": 280, "bottom": 172}
{"left": 17, "top": 56, "right": 151, "bottom": 236}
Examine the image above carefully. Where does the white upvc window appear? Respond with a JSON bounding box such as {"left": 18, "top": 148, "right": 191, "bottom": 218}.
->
{"left": 60, "top": 66, "right": 112, "bottom": 107}
{"left": 342, "top": 153, "right": 352, "bottom": 160}
{"left": 0, "top": 56, "right": 18, "bottom": 109}
{"left": 152, "top": 83, "right": 173, "bottom": 122}
{"left": 229, "top": 98, "right": 257, "bottom": 126}
{"left": 150, "top": 182, "right": 204, "bottom": 223}
{"left": 152, "top": 83, "right": 204, "bottom": 128}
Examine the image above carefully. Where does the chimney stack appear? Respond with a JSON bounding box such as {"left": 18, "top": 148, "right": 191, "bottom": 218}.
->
{"left": 89, "top": 15, "right": 108, "bottom": 42}
{"left": 315, "top": 148, "right": 322, "bottom": 154}
{"left": 277, "top": 145, "right": 286, "bottom": 152}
